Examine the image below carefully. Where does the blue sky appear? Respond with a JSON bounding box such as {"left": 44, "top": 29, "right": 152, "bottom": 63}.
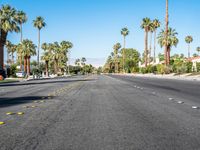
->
{"left": 1, "top": 0, "right": 200, "bottom": 66}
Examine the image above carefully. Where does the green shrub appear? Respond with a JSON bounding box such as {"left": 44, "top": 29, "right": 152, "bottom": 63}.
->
{"left": 156, "top": 64, "right": 165, "bottom": 74}
{"left": 185, "top": 62, "right": 193, "bottom": 73}
{"left": 10, "top": 64, "right": 17, "bottom": 77}
{"left": 140, "top": 67, "right": 148, "bottom": 74}
{"left": 196, "top": 63, "right": 200, "bottom": 72}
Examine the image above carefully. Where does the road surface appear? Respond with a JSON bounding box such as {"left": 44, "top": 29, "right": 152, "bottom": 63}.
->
{"left": 0, "top": 75, "right": 200, "bottom": 150}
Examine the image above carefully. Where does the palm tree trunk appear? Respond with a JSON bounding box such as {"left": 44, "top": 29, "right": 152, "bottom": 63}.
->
{"left": 38, "top": 29, "right": 40, "bottom": 68}
{"left": 165, "top": 0, "right": 169, "bottom": 65}
{"left": 123, "top": 36, "right": 126, "bottom": 73}
{"left": 0, "top": 30, "right": 8, "bottom": 69}
{"left": 145, "top": 30, "right": 148, "bottom": 67}
{"left": 0, "top": 44, "right": 4, "bottom": 69}
{"left": 12, "top": 52, "right": 14, "bottom": 65}
{"left": 20, "top": 24, "right": 23, "bottom": 43}
{"left": 24, "top": 56, "right": 27, "bottom": 73}
{"left": 149, "top": 32, "right": 153, "bottom": 65}
{"left": 167, "top": 46, "right": 170, "bottom": 65}
{"left": 188, "top": 44, "right": 190, "bottom": 58}
{"left": 20, "top": 54, "right": 22, "bottom": 71}
{"left": 27, "top": 56, "right": 30, "bottom": 76}
{"left": 153, "top": 30, "right": 157, "bottom": 63}
{"left": 45, "top": 61, "right": 49, "bottom": 77}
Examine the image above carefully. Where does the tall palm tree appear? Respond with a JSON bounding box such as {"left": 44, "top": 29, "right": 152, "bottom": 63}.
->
{"left": 16, "top": 43, "right": 23, "bottom": 69}
{"left": 141, "top": 17, "right": 151, "bottom": 67}
{"left": 33, "top": 16, "right": 46, "bottom": 68}
{"left": 165, "top": 0, "right": 169, "bottom": 65}
{"left": 41, "top": 43, "right": 51, "bottom": 77}
{"left": 14, "top": 11, "right": 27, "bottom": 43}
{"left": 60, "top": 41, "right": 73, "bottom": 74}
{"left": 0, "top": 5, "right": 20, "bottom": 68}
{"left": 75, "top": 59, "right": 81, "bottom": 66}
{"left": 121, "top": 27, "right": 129, "bottom": 73}
{"left": 5, "top": 41, "right": 16, "bottom": 65}
{"left": 113, "top": 43, "right": 121, "bottom": 73}
{"left": 196, "top": 47, "right": 200, "bottom": 56}
{"left": 185, "top": 36, "right": 193, "bottom": 58}
{"left": 149, "top": 22, "right": 154, "bottom": 64}
{"left": 14, "top": 11, "right": 27, "bottom": 70}
{"left": 50, "top": 42, "right": 61, "bottom": 74}
{"left": 21, "top": 39, "right": 36, "bottom": 76}
{"left": 158, "top": 28, "right": 179, "bottom": 64}
{"left": 152, "top": 19, "right": 161, "bottom": 63}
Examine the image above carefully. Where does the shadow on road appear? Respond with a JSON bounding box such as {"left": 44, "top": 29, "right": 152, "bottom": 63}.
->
{"left": 0, "top": 96, "right": 52, "bottom": 108}
{"left": 0, "top": 78, "right": 95, "bottom": 87}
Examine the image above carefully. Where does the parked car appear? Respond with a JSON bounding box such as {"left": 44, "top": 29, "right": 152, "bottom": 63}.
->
{"left": 16, "top": 71, "right": 26, "bottom": 78}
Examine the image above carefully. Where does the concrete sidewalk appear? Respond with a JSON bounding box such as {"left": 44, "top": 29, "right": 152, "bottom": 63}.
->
{"left": 116, "top": 73, "right": 200, "bottom": 81}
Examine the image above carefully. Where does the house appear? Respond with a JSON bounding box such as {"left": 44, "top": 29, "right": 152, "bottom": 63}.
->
{"left": 188, "top": 56, "right": 200, "bottom": 71}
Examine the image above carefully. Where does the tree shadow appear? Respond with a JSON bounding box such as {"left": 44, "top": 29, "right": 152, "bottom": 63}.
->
{"left": 0, "top": 96, "right": 52, "bottom": 108}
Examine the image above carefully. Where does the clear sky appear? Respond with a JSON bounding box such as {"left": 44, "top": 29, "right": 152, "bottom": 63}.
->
{"left": 1, "top": 0, "right": 200, "bottom": 66}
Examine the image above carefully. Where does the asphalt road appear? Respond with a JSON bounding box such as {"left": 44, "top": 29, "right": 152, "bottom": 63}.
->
{"left": 0, "top": 75, "right": 200, "bottom": 150}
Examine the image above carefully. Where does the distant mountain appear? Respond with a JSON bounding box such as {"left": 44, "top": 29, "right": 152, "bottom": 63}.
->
{"left": 70, "top": 58, "right": 106, "bottom": 68}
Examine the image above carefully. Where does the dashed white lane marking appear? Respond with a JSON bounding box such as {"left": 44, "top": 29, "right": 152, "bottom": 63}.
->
{"left": 177, "top": 101, "right": 184, "bottom": 104}
{"left": 169, "top": 98, "right": 174, "bottom": 101}
{"left": 192, "top": 106, "right": 199, "bottom": 109}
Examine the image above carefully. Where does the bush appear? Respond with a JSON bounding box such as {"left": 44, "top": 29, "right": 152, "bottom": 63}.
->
{"left": 140, "top": 67, "right": 148, "bottom": 74}
{"left": 185, "top": 62, "right": 193, "bottom": 73}
{"left": 156, "top": 64, "right": 165, "bottom": 74}
{"left": 10, "top": 64, "right": 17, "bottom": 77}
{"left": 196, "top": 63, "right": 200, "bottom": 72}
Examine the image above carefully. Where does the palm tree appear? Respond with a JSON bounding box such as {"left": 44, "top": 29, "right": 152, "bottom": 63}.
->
{"left": 196, "top": 47, "right": 200, "bottom": 56}
{"left": 152, "top": 19, "right": 161, "bottom": 63}
{"left": 185, "top": 36, "right": 193, "bottom": 58}
{"left": 0, "top": 5, "right": 20, "bottom": 68}
{"left": 113, "top": 43, "right": 121, "bottom": 73}
{"left": 141, "top": 17, "right": 151, "bottom": 67}
{"left": 149, "top": 22, "right": 154, "bottom": 64}
{"left": 75, "top": 59, "right": 80, "bottom": 66}
{"left": 16, "top": 43, "right": 23, "bottom": 70}
{"left": 60, "top": 41, "right": 73, "bottom": 74}
{"left": 41, "top": 43, "right": 51, "bottom": 77}
{"left": 5, "top": 41, "right": 16, "bottom": 65}
{"left": 164, "top": 0, "right": 169, "bottom": 65}
{"left": 21, "top": 39, "right": 36, "bottom": 76}
{"left": 14, "top": 11, "right": 27, "bottom": 69}
{"left": 33, "top": 16, "right": 46, "bottom": 68}
{"left": 158, "top": 28, "right": 179, "bottom": 64}
{"left": 15, "top": 11, "right": 27, "bottom": 43}
{"left": 121, "top": 27, "right": 129, "bottom": 73}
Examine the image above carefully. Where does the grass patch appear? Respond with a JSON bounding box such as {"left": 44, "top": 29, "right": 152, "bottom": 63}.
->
{"left": 0, "top": 79, "right": 19, "bottom": 84}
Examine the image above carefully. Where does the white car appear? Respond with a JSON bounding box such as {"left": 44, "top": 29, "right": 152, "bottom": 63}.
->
{"left": 16, "top": 71, "right": 26, "bottom": 78}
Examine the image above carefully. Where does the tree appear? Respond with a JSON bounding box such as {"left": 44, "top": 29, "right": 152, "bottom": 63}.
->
{"left": 75, "top": 59, "right": 80, "bottom": 66}
{"left": 185, "top": 36, "right": 193, "bottom": 58}
{"left": 5, "top": 41, "right": 16, "bottom": 65}
{"left": 21, "top": 39, "right": 36, "bottom": 76}
{"left": 14, "top": 11, "right": 27, "bottom": 70}
{"left": 33, "top": 16, "right": 46, "bottom": 68}
{"left": 149, "top": 22, "right": 154, "bottom": 64}
{"left": 165, "top": 0, "right": 169, "bottom": 65}
{"left": 15, "top": 11, "right": 27, "bottom": 43}
{"left": 41, "top": 43, "right": 51, "bottom": 77}
{"left": 0, "top": 5, "right": 20, "bottom": 68}
{"left": 158, "top": 28, "right": 179, "bottom": 65}
{"left": 196, "top": 47, "right": 200, "bottom": 56}
{"left": 113, "top": 43, "right": 121, "bottom": 73}
{"left": 60, "top": 41, "right": 73, "bottom": 74}
{"left": 121, "top": 27, "right": 129, "bottom": 73}
{"left": 120, "top": 48, "right": 140, "bottom": 73}
{"left": 152, "top": 19, "right": 161, "bottom": 63}
{"left": 141, "top": 17, "right": 151, "bottom": 67}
